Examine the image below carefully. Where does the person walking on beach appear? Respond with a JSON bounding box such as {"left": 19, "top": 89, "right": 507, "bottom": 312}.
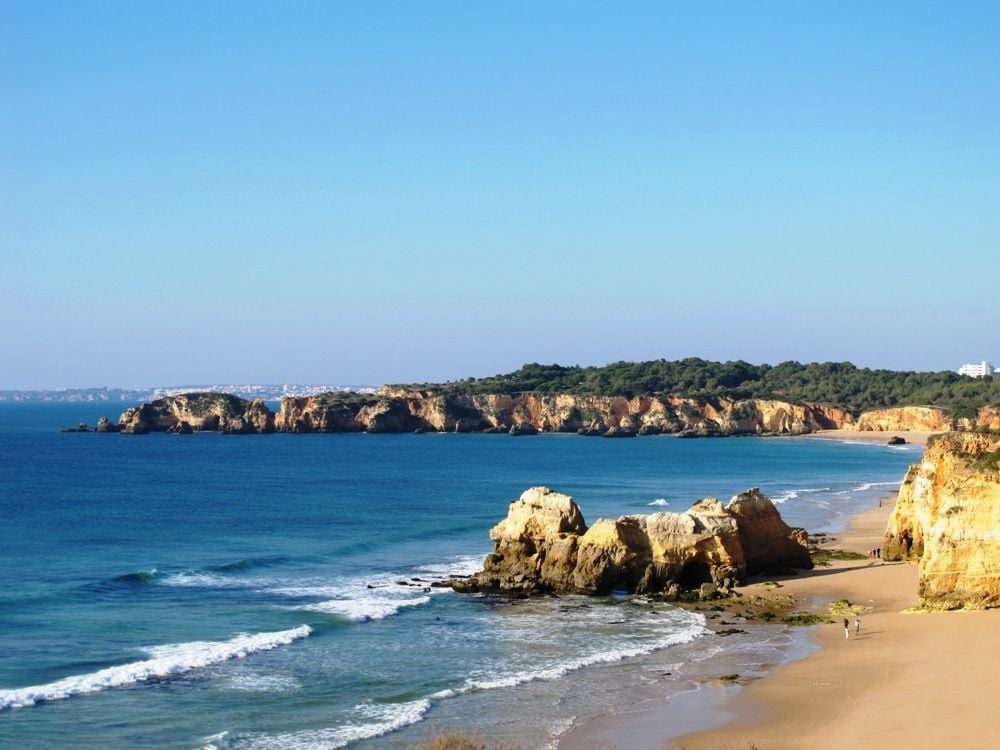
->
{"left": 855, "top": 616, "right": 861, "bottom": 635}
{"left": 844, "top": 617, "right": 850, "bottom": 639}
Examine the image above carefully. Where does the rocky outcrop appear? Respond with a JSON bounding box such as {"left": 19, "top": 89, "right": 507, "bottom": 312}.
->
{"left": 452, "top": 486, "right": 812, "bottom": 596}
{"left": 278, "top": 389, "right": 854, "bottom": 436}
{"left": 95, "top": 416, "right": 120, "bottom": 433}
{"left": 884, "top": 431, "right": 1000, "bottom": 608}
{"left": 728, "top": 488, "right": 813, "bottom": 574}
{"left": 119, "top": 393, "right": 274, "bottom": 434}
{"left": 851, "top": 406, "right": 954, "bottom": 433}
{"left": 978, "top": 406, "right": 1000, "bottom": 431}
{"left": 110, "top": 389, "right": 994, "bottom": 437}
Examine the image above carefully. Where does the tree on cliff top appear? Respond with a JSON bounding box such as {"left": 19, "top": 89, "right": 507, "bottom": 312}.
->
{"left": 399, "top": 359, "right": 1000, "bottom": 414}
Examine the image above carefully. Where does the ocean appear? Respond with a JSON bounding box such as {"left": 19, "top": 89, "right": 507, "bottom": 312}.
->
{"left": 0, "top": 403, "right": 919, "bottom": 749}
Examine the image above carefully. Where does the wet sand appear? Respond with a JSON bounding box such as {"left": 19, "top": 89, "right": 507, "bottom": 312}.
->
{"left": 800, "top": 429, "right": 942, "bottom": 446}
{"left": 560, "top": 497, "right": 999, "bottom": 750}
{"left": 672, "top": 501, "right": 1000, "bottom": 750}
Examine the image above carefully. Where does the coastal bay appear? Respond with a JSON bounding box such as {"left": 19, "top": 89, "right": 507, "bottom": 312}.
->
{"left": 0, "top": 403, "right": 923, "bottom": 749}
{"left": 562, "top": 433, "right": 1000, "bottom": 750}
{"left": 673, "top": 500, "right": 1000, "bottom": 750}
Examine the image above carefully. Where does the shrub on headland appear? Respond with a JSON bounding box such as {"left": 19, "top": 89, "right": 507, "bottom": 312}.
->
{"left": 399, "top": 358, "right": 1000, "bottom": 413}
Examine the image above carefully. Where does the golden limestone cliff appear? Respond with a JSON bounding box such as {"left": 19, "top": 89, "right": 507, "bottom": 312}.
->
{"left": 978, "top": 406, "right": 1000, "bottom": 431}
{"left": 273, "top": 390, "right": 853, "bottom": 436}
{"left": 119, "top": 393, "right": 274, "bottom": 434}
{"left": 114, "top": 390, "right": 995, "bottom": 437}
{"left": 849, "top": 405, "right": 954, "bottom": 432}
{"left": 451, "top": 486, "right": 812, "bottom": 596}
{"left": 884, "top": 432, "right": 1000, "bottom": 608}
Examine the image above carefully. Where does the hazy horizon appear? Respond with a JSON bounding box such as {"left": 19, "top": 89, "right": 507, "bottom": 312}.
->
{"left": 1, "top": 354, "right": 995, "bottom": 393}
{"left": 3, "top": 2, "right": 998, "bottom": 390}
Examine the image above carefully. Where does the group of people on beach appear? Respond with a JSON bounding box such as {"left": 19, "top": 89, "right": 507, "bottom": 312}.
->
{"left": 867, "top": 547, "right": 881, "bottom": 559}
{"left": 844, "top": 617, "right": 861, "bottom": 639}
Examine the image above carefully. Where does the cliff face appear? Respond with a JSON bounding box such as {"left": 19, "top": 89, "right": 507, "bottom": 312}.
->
{"left": 978, "top": 406, "right": 1000, "bottom": 431}
{"left": 851, "top": 406, "right": 954, "bottom": 432}
{"left": 275, "top": 390, "right": 853, "bottom": 436}
{"left": 114, "top": 390, "right": 992, "bottom": 436}
{"left": 884, "top": 431, "right": 1000, "bottom": 608}
{"left": 453, "top": 486, "right": 811, "bottom": 596}
{"left": 119, "top": 393, "right": 274, "bottom": 434}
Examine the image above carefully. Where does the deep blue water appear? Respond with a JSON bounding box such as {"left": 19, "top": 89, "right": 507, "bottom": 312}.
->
{"left": 0, "top": 403, "right": 919, "bottom": 749}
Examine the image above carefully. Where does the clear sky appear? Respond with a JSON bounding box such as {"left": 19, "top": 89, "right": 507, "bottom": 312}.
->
{"left": 2, "top": 1, "right": 998, "bottom": 389}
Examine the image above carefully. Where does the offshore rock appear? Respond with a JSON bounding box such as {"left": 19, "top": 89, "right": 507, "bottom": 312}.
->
{"left": 884, "top": 431, "right": 1000, "bottom": 608}
{"left": 453, "top": 486, "right": 811, "bottom": 596}
{"left": 602, "top": 426, "right": 637, "bottom": 438}
{"left": 509, "top": 423, "right": 538, "bottom": 436}
{"left": 95, "top": 416, "right": 120, "bottom": 433}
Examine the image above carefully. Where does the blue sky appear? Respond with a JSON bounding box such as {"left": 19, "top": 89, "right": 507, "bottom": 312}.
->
{"left": 2, "top": 1, "right": 998, "bottom": 388}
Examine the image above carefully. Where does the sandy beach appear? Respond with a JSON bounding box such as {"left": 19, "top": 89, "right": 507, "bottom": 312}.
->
{"left": 800, "top": 429, "right": 941, "bottom": 446}
{"left": 670, "top": 501, "right": 1000, "bottom": 750}
{"left": 560, "top": 477, "right": 999, "bottom": 750}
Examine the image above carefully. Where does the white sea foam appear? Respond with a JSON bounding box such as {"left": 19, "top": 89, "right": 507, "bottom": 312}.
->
{"left": 771, "top": 487, "right": 830, "bottom": 503}
{"left": 458, "top": 617, "right": 708, "bottom": 693}
{"left": 270, "top": 559, "right": 472, "bottom": 622}
{"left": 231, "top": 607, "right": 707, "bottom": 748}
{"left": 162, "top": 572, "right": 251, "bottom": 588}
{"left": 770, "top": 490, "right": 798, "bottom": 503}
{"left": 0, "top": 626, "right": 312, "bottom": 711}
{"left": 648, "top": 498, "right": 669, "bottom": 506}
{"left": 235, "top": 699, "right": 431, "bottom": 750}
{"left": 222, "top": 672, "right": 300, "bottom": 693}
{"left": 293, "top": 594, "right": 431, "bottom": 622}
{"left": 854, "top": 481, "right": 899, "bottom": 492}
{"left": 414, "top": 555, "right": 483, "bottom": 577}
{"left": 199, "top": 731, "right": 229, "bottom": 750}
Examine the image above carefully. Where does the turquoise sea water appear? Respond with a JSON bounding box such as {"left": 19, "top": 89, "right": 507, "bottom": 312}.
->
{"left": 0, "top": 403, "right": 919, "bottom": 749}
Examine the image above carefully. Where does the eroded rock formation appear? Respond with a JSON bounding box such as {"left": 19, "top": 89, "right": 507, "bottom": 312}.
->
{"left": 978, "top": 406, "right": 1000, "bottom": 431}
{"left": 119, "top": 393, "right": 275, "bottom": 434}
{"left": 850, "top": 406, "right": 954, "bottom": 433}
{"left": 112, "top": 389, "right": 992, "bottom": 437}
{"left": 452, "top": 486, "right": 812, "bottom": 596}
{"left": 270, "top": 390, "right": 854, "bottom": 436}
{"left": 884, "top": 431, "right": 1000, "bottom": 608}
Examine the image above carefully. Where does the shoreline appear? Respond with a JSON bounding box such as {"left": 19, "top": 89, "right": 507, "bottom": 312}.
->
{"left": 800, "top": 428, "right": 942, "bottom": 446}
{"left": 671, "top": 498, "right": 999, "bottom": 750}
{"left": 586, "top": 492, "right": 998, "bottom": 750}
{"left": 561, "top": 441, "right": 997, "bottom": 750}
{"left": 556, "top": 497, "right": 899, "bottom": 750}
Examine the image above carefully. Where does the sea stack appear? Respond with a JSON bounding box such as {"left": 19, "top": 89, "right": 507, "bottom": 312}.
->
{"left": 452, "top": 486, "right": 812, "bottom": 596}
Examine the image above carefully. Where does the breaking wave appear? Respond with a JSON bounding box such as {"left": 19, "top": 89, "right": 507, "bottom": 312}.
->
{"left": 0, "top": 626, "right": 312, "bottom": 711}
{"left": 769, "top": 487, "right": 830, "bottom": 503}
{"left": 228, "top": 699, "right": 432, "bottom": 750}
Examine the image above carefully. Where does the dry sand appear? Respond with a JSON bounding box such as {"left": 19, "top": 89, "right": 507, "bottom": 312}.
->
{"left": 672, "top": 501, "right": 1000, "bottom": 750}
{"left": 800, "top": 429, "right": 941, "bottom": 447}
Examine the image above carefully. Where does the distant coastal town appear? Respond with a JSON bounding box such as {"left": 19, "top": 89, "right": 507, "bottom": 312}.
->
{"left": 0, "top": 384, "right": 375, "bottom": 403}
{"left": 2, "top": 359, "right": 996, "bottom": 402}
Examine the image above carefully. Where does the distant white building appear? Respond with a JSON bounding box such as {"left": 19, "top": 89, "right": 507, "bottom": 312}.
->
{"left": 958, "top": 361, "right": 995, "bottom": 378}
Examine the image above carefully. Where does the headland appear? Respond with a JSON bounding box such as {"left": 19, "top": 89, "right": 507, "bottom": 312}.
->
{"left": 561, "top": 430, "right": 1000, "bottom": 750}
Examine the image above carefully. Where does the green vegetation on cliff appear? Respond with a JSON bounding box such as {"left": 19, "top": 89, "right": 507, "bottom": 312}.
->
{"left": 402, "top": 359, "right": 999, "bottom": 413}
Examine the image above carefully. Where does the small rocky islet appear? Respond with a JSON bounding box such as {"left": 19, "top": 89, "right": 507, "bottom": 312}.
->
{"left": 449, "top": 429, "right": 1000, "bottom": 608}
{"left": 448, "top": 486, "right": 812, "bottom": 598}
